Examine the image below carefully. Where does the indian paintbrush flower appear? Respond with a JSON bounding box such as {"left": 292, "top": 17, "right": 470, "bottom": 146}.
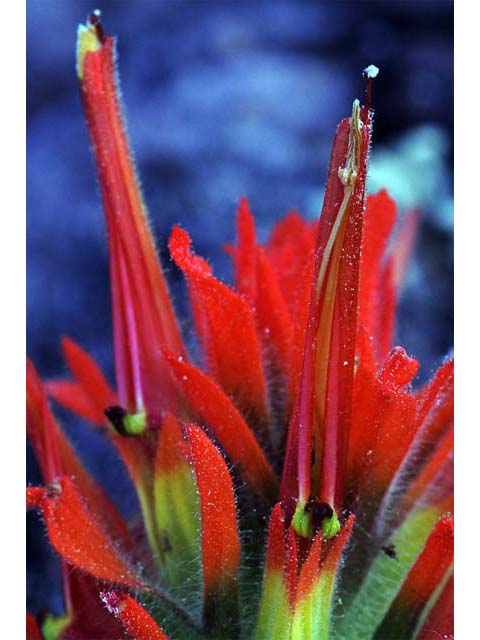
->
{"left": 27, "top": 12, "right": 453, "bottom": 640}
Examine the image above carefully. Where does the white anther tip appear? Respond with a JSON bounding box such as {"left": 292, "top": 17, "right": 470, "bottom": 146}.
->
{"left": 364, "top": 64, "right": 380, "bottom": 79}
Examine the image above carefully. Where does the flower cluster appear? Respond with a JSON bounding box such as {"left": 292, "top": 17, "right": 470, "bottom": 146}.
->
{"left": 27, "top": 13, "right": 453, "bottom": 640}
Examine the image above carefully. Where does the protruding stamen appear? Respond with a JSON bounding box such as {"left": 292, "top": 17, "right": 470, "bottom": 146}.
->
{"left": 88, "top": 9, "right": 105, "bottom": 42}
{"left": 363, "top": 64, "right": 380, "bottom": 114}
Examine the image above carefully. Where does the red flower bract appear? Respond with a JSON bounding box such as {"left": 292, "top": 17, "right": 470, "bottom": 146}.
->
{"left": 27, "top": 13, "right": 453, "bottom": 640}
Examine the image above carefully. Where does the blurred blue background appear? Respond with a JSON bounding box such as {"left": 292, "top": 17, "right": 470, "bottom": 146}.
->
{"left": 27, "top": 0, "right": 453, "bottom": 616}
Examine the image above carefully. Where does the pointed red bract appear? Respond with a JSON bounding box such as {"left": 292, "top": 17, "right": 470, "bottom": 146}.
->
{"left": 358, "top": 190, "right": 397, "bottom": 362}
{"left": 295, "top": 530, "right": 323, "bottom": 603}
{"left": 294, "top": 514, "right": 355, "bottom": 607}
{"left": 232, "top": 197, "right": 258, "bottom": 303}
{"left": 27, "top": 358, "right": 63, "bottom": 481}
{"left": 347, "top": 347, "right": 419, "bottom": 506}
{"left": 255, "top": 247, "right": 295, "bottom": 376}
{"left": 163, "top": 348, "right": 276, "bottom": 496}
{"left": 229, "top": 201, "right": 297, "bottom": 395}
{"left": 102, "top": 592, "right": 170, "bottom": 639}
{"left": 47, "top": 337, "right": 117, "bottom": 426}
{"left": 375, "top": 257, "right": 397, "bottom": 363}
{"left": 263, "top": 503, "right": 299, "bottom": 607}
{"left": 264, "top": 503, "right": 287, "bottom": 575}
{"left": 356, "top": 192, "right": 412, "bottom": 364}
{"left": 372, "top": 358, "right": 454, "bottom": 528}
{"left": 186, "top": 424, "right": 241, "bottom": 595}
{"left": 29, "top": 477, "right": 141, "bottom": 587}
{"left": 169, "top": 225, "right": 270, "bottom": 428}
{"left": 266, "top": 212, "right": 317, "bottom": 319}
{"left": 377, "top": 346, "right": 419, "bottom": 390}
{"left": 46, "top": 379, "right": 105, "bottom": 426}
{"left": 27, "top": 359, "right": 131, "bottom": 546}
{"left": 267, "top": 214, "right": 317, "bottom": 404}
{"left": 61, "top": 337, "right": 117, "bottom": 422}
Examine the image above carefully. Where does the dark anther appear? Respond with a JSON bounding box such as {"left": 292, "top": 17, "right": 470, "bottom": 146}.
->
{"left": 159, "top": 529, "right": 173, "bottom": 553}
{"left": 104, "top": 405, "right": 128, "bottom": 436}
{"left": 88, "top": 9, "right": 105, "bottom": 43}
{"left": 382, "top": 544, "right": 398, "bottom": 560}
{"left": 304, "top": 499, "right": 334, "bottom": 532}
